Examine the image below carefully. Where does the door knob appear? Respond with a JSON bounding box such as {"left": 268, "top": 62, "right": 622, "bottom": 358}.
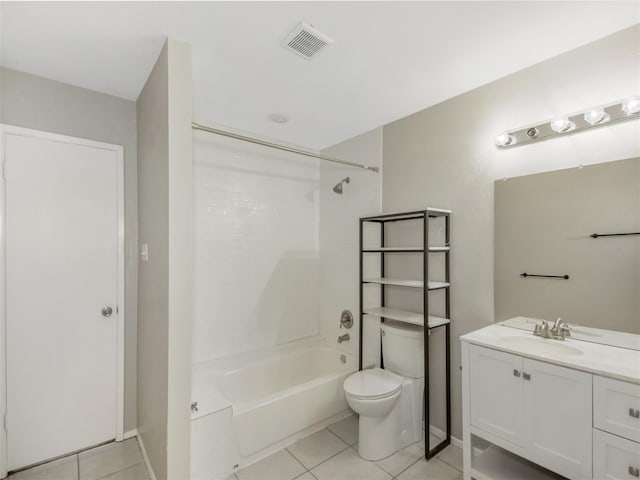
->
{"left": 101, "top": 306, "right": 113, "bottom": 318}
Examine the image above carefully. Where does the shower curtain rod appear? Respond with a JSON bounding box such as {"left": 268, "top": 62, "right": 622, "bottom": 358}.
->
{"left": 192, "top": 122, "right": 380, "bottom": 172}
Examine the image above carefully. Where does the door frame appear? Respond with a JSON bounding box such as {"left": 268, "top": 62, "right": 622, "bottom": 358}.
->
{"left": 0, "top": 125, "right": 125, "bottom": 476}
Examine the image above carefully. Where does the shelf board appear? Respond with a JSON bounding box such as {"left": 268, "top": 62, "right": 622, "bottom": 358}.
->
{"left": 364, "top": 307, "right": 450, "bottom": 329}
{"left": 362, "top": 246, "right": 450, "bottom": 253}
{"left": 428, "top": 281, "right": 450, "bottom": 290}
{"left": 426, "top": 207, "right": 452, "bottom": 216}
{"left": 362, "top": 208, "right": 451, "bottom": 223}
{"left": 363, "top": 247, "right": 423, "bottom": 252}
{"left": 363, "top": 278, "right": 423, "bottom": 288}
{"left": 427, "top": 315, "right": 451, "bottom": 328}
{"left": 363, "top": 278, "right": 450, "bottom": 290}
{"left": 362, "top": 212, "right": 427, "bottom": 222}
{"left": 472, "top": 445, "right": 565, "bottom": 480}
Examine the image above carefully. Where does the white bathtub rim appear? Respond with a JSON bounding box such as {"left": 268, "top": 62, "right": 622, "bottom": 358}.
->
{"left": 219, "top": 348, "right": 355, "bottom": 413}
{"left": 191, "top": 337, "right": 354, "bottom": 421}
{"left": 191, "top": 364, "right": 355, "bottom": 421}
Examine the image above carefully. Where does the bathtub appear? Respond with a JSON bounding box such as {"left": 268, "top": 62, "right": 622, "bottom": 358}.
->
{"left": 190, "top": 338, "right": 356, "bottom": 477}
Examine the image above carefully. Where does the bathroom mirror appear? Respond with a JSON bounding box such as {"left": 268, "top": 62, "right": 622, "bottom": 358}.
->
{"left": 494, "top": 157, "right": 640, "bottom": 348}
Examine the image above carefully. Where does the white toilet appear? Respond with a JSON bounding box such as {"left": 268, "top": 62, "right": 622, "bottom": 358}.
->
{"left": 343, "top": 320, "right": 425, "bottom": 461}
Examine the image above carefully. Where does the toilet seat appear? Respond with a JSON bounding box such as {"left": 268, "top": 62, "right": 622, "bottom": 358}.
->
{"left": 344, "top": 368, "right": 403, "bottom": 400}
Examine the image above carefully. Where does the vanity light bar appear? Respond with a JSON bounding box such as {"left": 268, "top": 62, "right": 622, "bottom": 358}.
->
{"left": 496, "top": 96, "right": 640, "bottom": 148}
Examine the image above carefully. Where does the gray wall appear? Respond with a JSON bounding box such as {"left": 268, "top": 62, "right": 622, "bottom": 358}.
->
{"left": 381, "top": 25, "right": 640, "bottom": 440}
{"left": 137, "top": 43, "right": 170, "bottom": 480}
{"left": 136, "top": 39, "right": 192, "bottom": 480}
{"left": 165, "top": 39, "right": 193, "bottom": 480}
{"left": 0, "top": 67, "right": 139, "bottom": 432}
{"left": 495, "top": 158, "right": 639, "bottom": 333}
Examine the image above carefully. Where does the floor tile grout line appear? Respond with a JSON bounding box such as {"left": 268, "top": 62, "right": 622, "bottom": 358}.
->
{"left": 8, "top": 439, "right": 148, "bottom": 480}
{"left": 94, "top": 461, "right": 146, "bottom": 480}
{"left": 437, "top": 456, "right": 463, "bottom": 473}
{"left": 391, "top": 455, "right": 422, "bottom": 479}
{"left": 284, "top": 446, "right": 313, "bottom": 473}
{"left": 284, "top": 428, "right": 352, "bottom": 472}
{"left": 372, "top": 460, "right": 396, "bottom": 478}
{"left": 296, "top": 441, "right": 351, "bottom": 473}
{"left": 434, "top": 446, "right": 464, "bottom": 472}
{"left": 326, "top": 417, "right": 357, "bottom": 445}
{"left": 324, "top": 425, "right": 353, "bottom": 447}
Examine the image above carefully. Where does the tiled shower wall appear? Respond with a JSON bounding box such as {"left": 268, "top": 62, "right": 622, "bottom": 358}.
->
{"left": 192, "top": 131, "right": 320, "bottom": 363}
{"left": 319, "top": 128, "right": 383, "bottom": 365}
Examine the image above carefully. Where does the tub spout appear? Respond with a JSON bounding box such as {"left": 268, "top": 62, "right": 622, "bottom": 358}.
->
{"left": 338, "top": 333, "right": 350, "bottom": 344}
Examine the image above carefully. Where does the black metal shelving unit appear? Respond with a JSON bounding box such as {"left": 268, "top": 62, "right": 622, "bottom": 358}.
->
{"left": 358, "top": 208, "right": 451, "bottom": 461}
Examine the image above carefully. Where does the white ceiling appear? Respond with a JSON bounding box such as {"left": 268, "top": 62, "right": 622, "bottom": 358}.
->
{"left": 1, "top": 2, "right": 638, "bottom": 149}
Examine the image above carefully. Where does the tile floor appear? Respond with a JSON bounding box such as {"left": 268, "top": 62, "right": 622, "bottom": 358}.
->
{"left": 6, "top": 417, "right": 462, "bottom": 480}
{"left": 8, "top": 437, "right": 150, "bottom": 480}
{"left": 233, "top": 415, "right": 463, "bottom": 480}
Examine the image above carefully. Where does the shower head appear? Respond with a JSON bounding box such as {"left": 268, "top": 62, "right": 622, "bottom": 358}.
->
{"left": 332, "top": 177, "right": 350, "bottom": 194}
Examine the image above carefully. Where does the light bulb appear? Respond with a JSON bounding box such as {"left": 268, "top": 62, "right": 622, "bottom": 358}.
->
{"left": 622, "top": 96, "right": 640, "bottom": 115}
{"left": 583, "top": 108, "right": 610, "bottom": 125}
{"left": 550, "top": 117, "right": 576, "bottom": 133}
{"left": 495, "top": 132, "right": 516, "bottom": 147}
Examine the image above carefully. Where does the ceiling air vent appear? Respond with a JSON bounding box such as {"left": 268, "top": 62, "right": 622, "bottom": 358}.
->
{"left": 283, "top": 22, "right": 334, "bottom": 60}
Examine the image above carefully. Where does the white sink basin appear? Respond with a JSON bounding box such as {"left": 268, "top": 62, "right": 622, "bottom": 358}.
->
{"left": 498, "top": 335, "right": 584, "bottom": 356}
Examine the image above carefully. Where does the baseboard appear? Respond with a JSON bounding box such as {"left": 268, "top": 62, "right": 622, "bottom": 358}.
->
{"left": 123, "top": 429, "right": 138, "bottom": 440}
{"left": 428, "top": 424, "right": 463, "bottom": 449}
{"left": 136, "top": 433, "right": 157, "bottom": 480}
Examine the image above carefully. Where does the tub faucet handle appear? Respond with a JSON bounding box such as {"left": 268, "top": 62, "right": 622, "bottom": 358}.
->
{"left": 340, "top": 310, "right": 354, "bottom": 329}
{"left": 338, "top": 333, "right": 350, "bottom": 344}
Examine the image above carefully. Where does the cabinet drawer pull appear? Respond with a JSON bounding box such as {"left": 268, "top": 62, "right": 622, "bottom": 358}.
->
{"left": 523, "top": 372, "right": 531, "bottom": 381}
{"left": 513, "top": 369, "right": 521, "bottom": 377}
{"left": 629, "top": 408, "right": 640, "bottom": 419}
{"left": 629, "top": 466, "right": 640, "bottom": 477}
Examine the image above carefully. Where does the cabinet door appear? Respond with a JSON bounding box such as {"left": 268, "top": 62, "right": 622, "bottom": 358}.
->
{"left": 594, "top": 428, "right": 640, "bottom": 480}
{"left": 523, "top": 358, "right": 592, "bottom": 479}
{"left": 469, "top": 345, "right": 524, "bottom": 446}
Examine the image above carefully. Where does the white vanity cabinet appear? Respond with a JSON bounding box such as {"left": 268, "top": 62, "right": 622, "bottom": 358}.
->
{"left": 593, "top": 376, "right": 640, "bottom": 480}
{"left": 468, "top": 344, "right": 592, "bottom": 479}
{"left": 462, "top": 322, "right": 640, "bottom": 480}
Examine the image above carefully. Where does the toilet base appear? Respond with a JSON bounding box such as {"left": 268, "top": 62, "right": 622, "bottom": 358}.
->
{"left": 357, "top": 405, "right": 401, "bottom": 461}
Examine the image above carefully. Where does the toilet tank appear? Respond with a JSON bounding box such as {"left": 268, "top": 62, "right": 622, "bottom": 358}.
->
{"left": 381, "top": 320, "right": 424, "bottom": 378}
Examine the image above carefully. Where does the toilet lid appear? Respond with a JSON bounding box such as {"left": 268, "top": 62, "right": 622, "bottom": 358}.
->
{"left": 344, "top": 368, "right": 403, "bottom": 399}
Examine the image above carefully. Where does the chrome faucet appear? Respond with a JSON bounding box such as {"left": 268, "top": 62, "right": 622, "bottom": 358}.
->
{"left": 533, "top": 320, "right": 552, "bottom": 338}
{"left": 533, "top": 317, "right": 572, "bottom": 340}
{"left": 338, "top": 333, "right": 350, "bottom": 344}
{"left": 552, "top": 317, "right": 563, "bottom": 332}
{"left": 551, "top": 317, "right": 572, "bottom": 339}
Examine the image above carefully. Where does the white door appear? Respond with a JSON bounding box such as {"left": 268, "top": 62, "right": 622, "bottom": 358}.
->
{"left": 469, "top": 345, "right": 525, "bottom": 447}
{"left": 523, "top": 358, "right": 592, "bottom": 479}
{"left": 2, "top": 127, "right": 124, "bottom": 471}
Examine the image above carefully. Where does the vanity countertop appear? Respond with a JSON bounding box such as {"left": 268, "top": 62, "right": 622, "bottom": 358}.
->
{"left": 461, "top": 319, "right": 640, "bottom": 385}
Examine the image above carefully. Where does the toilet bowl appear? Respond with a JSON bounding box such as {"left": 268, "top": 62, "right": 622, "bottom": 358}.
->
{"left": 344, "top": 367, "right": 403, "bottom": 460}
{"left": 343, "top": 320, "right": 425, "bottom": 461}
